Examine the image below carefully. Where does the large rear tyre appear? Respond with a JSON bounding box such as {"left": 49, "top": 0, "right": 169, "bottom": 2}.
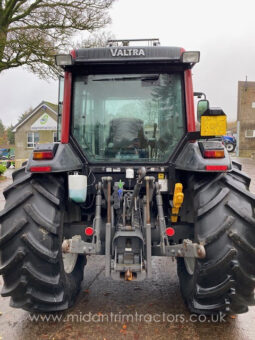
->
{"left": 178, "top": 163, "right": 255, "bottom": 315}
{"left": 0, "top": 167, "right": 86, "bottom": 312}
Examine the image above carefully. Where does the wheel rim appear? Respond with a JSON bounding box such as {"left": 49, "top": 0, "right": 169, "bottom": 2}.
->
{"left": 184, "top": 257, "right": 196, "bottom": 275}
{"left": 226, "top": 144, "right": 233, "bottom": 152}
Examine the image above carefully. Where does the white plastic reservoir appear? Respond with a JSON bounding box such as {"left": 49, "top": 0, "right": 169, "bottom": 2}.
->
{"left": 68, "top": 173, "right": 87, "bottom": 203}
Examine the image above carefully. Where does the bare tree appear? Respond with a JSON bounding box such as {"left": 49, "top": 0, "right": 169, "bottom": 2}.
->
{"left": 0, "top": 0, "right": 115, "bottom": 77}
{"left": 78, "top": 31, "right": 114, "bottom": 48}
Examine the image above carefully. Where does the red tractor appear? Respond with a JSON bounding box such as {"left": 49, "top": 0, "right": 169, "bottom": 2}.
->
{"left": 0, "top": 39, "right": 254, "bottom": 315}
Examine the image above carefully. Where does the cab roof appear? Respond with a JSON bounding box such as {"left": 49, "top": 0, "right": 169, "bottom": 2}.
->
{"left": 73, "top": 46, "right": 182, "bottom": 63}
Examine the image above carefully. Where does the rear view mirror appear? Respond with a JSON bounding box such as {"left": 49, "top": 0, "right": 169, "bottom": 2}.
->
{"left": 197, "top": 100, "right": 209, "bottom": 122}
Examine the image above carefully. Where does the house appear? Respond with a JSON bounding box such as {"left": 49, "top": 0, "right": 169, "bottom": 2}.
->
{"left": 13, "top": 101, "right": 58, "bottom": 168}
{"left": 237, "top": 81, "right": 255, "bottom": 157}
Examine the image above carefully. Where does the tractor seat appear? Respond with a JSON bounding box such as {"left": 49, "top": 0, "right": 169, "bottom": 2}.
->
{"left": 105, "top": 117, "right": 148, "bottom": 158}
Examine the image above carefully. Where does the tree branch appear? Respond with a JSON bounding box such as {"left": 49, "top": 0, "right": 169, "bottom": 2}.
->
{"left": 0, "top": 0, "right": 115, "bottom": 78}
{"left": 11, "top": 0, "right": 44, "bottom": 23}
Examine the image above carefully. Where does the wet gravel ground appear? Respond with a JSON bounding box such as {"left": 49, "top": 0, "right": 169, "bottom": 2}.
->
{"left": 0, "top": 158, "right": 255, "bottom": 340}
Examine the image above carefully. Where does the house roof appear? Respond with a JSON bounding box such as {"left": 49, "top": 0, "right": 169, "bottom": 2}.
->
{"left": 12, "top": 101, "right": 58, "bottom": 132}
{"left": 44, "top": 101, "right": 58, "bottom": 112}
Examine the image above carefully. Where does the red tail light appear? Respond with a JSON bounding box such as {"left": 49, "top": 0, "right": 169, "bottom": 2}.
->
{"left": 204, "top": 150, "right": 225, "bottom": 158}
{"left": 33, "top": 151, "right": 54, "bottom": 160}
{"left": 85, "top": 227, "right": 94, "bottom": 236}
{"left": 206, "top": 165, "right": 228, "bottom": 171}
{"left": 30, "top": 166, "right": 52, "bottom": 172}
{"left": 166, "top": 227, "right": 175, "bottom": 237}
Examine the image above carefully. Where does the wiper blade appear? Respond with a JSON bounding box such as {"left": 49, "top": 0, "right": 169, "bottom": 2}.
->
{"left": 93, "top": 75, "right": 159, "bottom": 82}
{"left": 93, "top": 77, "right": 143, "bottom": 82}
{"left": 141, "top": 76, "right": 159, "bottom": 81}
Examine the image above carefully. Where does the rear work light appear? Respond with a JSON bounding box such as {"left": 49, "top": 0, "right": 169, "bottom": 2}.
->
{"left": 33, "top": 151, "right": 54, "bottom": 160}
{"left": 206, "top": 165, "right": 228, "bottom": 171}
{"left": 203, "top": 150, "right": 225, "bottom": 158}
{"left": 55, "top": 54, "right": 73, "bottom": 66}
{"left": 30, "top": 166, "right": 52, "bottom": 173}
{"left": 181, "top": 51, "right": 200, "bottom": 63}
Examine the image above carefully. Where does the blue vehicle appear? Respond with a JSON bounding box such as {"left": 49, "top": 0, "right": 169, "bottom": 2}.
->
{"left": 222, "top": 135, "right": 236, "bottom": 152}
{"left": 0, "top": 148, "right": 15, "bottom": 168}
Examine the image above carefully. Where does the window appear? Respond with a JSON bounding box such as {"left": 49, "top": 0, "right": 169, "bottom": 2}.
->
{"left": 53, "top": 131, "right": 58, "bottom": 142}
{"left": 245, "top": 130, "right": 255, "bottom": 138}
{"left": 27, "top": 132, "right": 39, "bottom": 147}
{"left": 72, "top": 73, "right": 185, "bottom": 163}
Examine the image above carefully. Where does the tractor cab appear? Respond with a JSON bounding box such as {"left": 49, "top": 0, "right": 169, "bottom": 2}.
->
{"left": 55, "top": 39, "right": 200, "bottom": 165}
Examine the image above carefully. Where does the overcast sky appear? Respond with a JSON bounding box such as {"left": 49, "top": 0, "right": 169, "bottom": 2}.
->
{"left": 1, "top": 0, "right": 255, "bottom": 127}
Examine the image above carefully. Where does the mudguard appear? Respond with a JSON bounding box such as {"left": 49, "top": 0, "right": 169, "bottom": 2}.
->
{"left": 26, "top": 143, "right": 83, "bottom": 173}
{"left": 175, "top": 141, "right": 232, "bottom": 172}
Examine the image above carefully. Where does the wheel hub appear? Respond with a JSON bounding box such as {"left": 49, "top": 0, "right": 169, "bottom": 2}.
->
{"left": 226, "top": 143, "right": 233, "bottom": 152}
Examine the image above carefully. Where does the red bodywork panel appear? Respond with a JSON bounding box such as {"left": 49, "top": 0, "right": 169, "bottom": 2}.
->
{"left": 181, "top": 47, "right": 196, "bottom": 132}
{"left": 184, "top": 69, "right": 196, "bottom": 132}
{"left": 61, "top": 72, "right": 72, "bottom": 143}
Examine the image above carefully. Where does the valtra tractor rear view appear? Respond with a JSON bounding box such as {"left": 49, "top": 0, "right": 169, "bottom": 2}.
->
{"left": 0, "top": 39, "right": 255, "bottom": 315}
